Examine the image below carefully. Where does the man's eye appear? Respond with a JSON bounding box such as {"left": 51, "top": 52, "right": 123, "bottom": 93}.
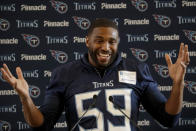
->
{"left": 109, "top": 41, "right": 116, "bottom": 44}
{"left": 96, "top": 40, "right": 104, "bottom": 43}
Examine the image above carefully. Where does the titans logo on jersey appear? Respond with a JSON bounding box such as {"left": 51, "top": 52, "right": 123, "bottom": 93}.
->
{"left": 21, "top": 34, "right": 40, "bottom": 47}
{"left": 50, "top": 0, "right": 68, "bottom": 14}
{"left": 0, "top": 18, "right": 10, "bottom": 31}
{"left": 73, "top": 16, "right": 91, "bottom": 30}
{"left": 50, "top": 50, "right": 68, "bottom": 63}
{"left": 0, "top": 120, "right": 11, "bottom": 131}
{"left": 153, "top": 14, "right": 171, "bottom": 28}
{"left": 185, "top": 81, "right": 196, "bottom": 94}
{"left": 130, "top": 48, "right": 148, "bottom": 62}
{"left": 131, "top": 0, "right": 148, "bottom": 12}
{"left": 153, "top": 64, "right": 169, "bottom": 78}
{"left": 183, "top": 30, "right": 196, "bottom": 44}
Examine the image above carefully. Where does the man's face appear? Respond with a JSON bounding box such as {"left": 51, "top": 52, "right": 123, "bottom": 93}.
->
{"left": 86, "top": 27, "right": 119, "bottom": 69}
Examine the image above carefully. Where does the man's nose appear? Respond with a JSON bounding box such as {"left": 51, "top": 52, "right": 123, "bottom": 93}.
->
{"left": 101, "top": 41, "right": 110, "bottom": 51}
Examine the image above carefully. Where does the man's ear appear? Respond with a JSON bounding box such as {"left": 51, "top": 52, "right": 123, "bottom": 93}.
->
{"left": 85, "top": 36, "right": 89, "bottom": 48}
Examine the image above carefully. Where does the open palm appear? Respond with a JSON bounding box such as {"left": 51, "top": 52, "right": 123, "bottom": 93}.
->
{"left": 165, "top": 43, "right": 190, "bottom": 84}
{"left": 1, "top": 64, "right": 30, "bottom": 100}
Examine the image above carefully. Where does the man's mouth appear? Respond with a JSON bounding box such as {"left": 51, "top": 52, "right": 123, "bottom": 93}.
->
{"left": 98, "top": 52, "right": 111, "bottom": 58}
{"left": 96, "top": 51, "right": 111, "bottom": 66}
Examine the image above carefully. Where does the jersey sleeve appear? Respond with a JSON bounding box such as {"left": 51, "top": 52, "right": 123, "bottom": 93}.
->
{"left": 32, "top": 67, "right": 66, "bottom": 131}
{"left": 138, "top": 63, "right": 180, "bottom": 128}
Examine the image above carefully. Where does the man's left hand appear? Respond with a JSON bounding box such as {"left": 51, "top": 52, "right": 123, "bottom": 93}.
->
{"left": 165, "top": 43, "right": 190, "bottom": 86}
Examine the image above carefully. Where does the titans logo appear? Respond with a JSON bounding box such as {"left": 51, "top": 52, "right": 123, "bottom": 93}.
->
{"left": 21, "top": 34, "right": 40, "bottom": 47}
{"left": 183, "top": 30, "right": 196, "bottom": 44}
{"left": 153, "top": 14, "right": 171, "bottom": 28}
{"left": 0, "top": 120, "right": 11, "bottom": 131}
{"left": 50, "top": 0, "right": 68, "bottom": 14}
{"left": 185, "top": 81, "right": 196, "bottom": 94}
{"left": 131, "top": 0, "right": 148, "bottom": 12}
{"left": 153, "top": 64, "right": 169, "bottom": 78}
{"left": 50, "top": 50, "right": 68, "bottom": 63}
{"left": 29, "top": 85, "right": 40, "bottom": 98}
{"left": 130, "top": 48, "right": 148, "bottom": 62}
{"left": 0, "top": 18, "right": 10, "bottom": 31}
{"left": 73, "top": 16, "right": 91, "bottom": 30}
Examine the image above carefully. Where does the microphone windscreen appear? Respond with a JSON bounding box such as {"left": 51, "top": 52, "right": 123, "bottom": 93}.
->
{"left": 93, "top": 94, "right": 97, "bottom": 100}
{"left": 109, "top": 96, "right": 113, "bottom": 102}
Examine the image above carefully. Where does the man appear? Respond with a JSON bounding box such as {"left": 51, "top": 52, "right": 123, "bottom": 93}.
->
{"left": 1, "top": 18, "right": 190, "bottom": 131}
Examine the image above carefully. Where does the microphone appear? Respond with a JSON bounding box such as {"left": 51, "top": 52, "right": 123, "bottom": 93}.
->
{"left": 109, "top": 96, "right": 142, "bottom": 131}
{"left": 70, "top": 95, "right": 97, "bottom": 131}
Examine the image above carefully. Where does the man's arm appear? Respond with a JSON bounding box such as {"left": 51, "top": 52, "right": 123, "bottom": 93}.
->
{"left": 21, "top": 95, "right": 44, "bottom": 127}
{"left": 165, "top": 43, "right": 190, "bottom": 115}
{"left": 0, "top": 64, "right": 44, "bottom": 127}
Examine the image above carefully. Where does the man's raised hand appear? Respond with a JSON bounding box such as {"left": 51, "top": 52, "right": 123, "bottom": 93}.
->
{"left": 1, "top": 64, "right": 30, "bottom": 101}
{"left": 165, "top": 43, "right": 190, "bottom": 86}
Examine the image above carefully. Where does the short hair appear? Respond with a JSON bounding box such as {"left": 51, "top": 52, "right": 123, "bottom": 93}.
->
{"left": 87, "top": 18, "right": 119, "bottom": 36}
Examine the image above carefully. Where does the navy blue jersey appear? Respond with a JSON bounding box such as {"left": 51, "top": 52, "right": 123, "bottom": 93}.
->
{"left": 32, "top": 53, "right": 180, "bottom": 131}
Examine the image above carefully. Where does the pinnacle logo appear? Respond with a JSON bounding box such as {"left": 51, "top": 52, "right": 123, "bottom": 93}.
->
{"left": 50, "top": 0, "right": 68, "bottom": 14}
{"left": 0, "top": 120, "right": 11, "bottom": 131}
{"left": 182, "top": 0, "right": 196, "bottom": 7}
{"left": 29, "top": 85, "right": 40, "bottom": 98}
{"left": 130, "top": 48, "right": 148, "bottom": 62}
{"left": 0, "top": 18, "right": 10, "bottom": 31}
{"left": 50, "top": 50, "right": 68, "bottom": 63}
{"left": 54, "top": 121, "right": 67, "bottom": 128}
{"left": 153, "top": 64, "right": 169, "bottom": 78}
{"left": 21, "top": 34, "right": 40, "bottom": 47}
{"left": 183, "top": 30, "right": 196, "bottom": 43}
{"left": 73, "top": 16, "right": 91, "bottom": 30}
{"left": 153, "top": 14, "right": 171, "bottom": 28}
{"left": 131, "top": 0, "right": 148, "bottom": 12}
{"left": 185, "top": 81, "right": 196, "bottom": 94}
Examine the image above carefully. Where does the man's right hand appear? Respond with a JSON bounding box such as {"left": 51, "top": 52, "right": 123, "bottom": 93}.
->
{"left": 1, "top": 63, "right": 44, "bottom": 127}
{"left": 1, "top": 64, "right": 30, "bottom": 101}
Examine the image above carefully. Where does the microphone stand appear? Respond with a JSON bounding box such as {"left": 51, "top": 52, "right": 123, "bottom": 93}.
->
{"left": 70, "top": 95, "right": 97, "bottom": 131}
{"left": 109, "top": 96, "right": 142, "bottom": 131}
